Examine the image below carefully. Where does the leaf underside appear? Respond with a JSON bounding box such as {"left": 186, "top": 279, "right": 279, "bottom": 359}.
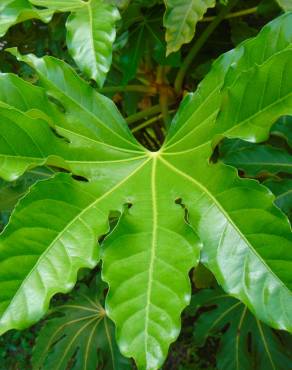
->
{"left": 0, "top": 13, "right": 292, "bottom": 370}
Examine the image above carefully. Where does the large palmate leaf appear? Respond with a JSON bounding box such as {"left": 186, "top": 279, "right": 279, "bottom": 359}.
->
{"left": 33, "top": 282, "right": 130, "bottom": 370}
{"left": 0, "top": 13, "right": 292, "bottom": 370}
{"left": 66, "top": 0, "right": 120, "bottom": 86}
{"left": 220, "top": 140, "right": 292, "bottom": 176}
{"left": 0, "top": 0, "right": 53, "bottom": 37}
{"left": 163, "top": 0, "right": 216, "bottom": 55}
{"left": 188, "top": 289, "right": 292, "bottom": 370}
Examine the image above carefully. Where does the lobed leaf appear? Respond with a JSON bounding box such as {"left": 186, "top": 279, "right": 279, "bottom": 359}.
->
{"left": 1, "top": 13, "right": 292, "bottom": 370}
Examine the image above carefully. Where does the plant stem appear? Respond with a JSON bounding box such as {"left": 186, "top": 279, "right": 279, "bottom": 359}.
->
{"left": 98, "top": 85, "right": 157, "bottom": 94}
{"left": 126, "top": 101, "right": 175, "bottom": 125}
{"left": 126, "top": 104, "right": 162, "bottom": 125}
{"left": 174, "top": 0, "right": 238, "bottom": 94}
{"left": 132, "top": 110, "right": 176, "bottom": 133}
{"left": 201, "top": 6, "right": 257, "bottom": 22}
{"left": 156, "top": 66, "right": 171, "bottom": 126}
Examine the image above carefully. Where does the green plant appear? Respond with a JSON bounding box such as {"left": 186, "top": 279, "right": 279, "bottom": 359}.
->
{"left": 0, "top": 1, "right": 291, "bottom": 369}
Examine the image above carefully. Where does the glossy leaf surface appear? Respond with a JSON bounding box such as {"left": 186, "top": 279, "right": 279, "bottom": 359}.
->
{"left": 163, "top": 0, "right": 215, "bottom": 55}
{"left": 0, "top": 13, "right": 292, "bottom": 370}
{"left": 66, "top": 0, "right": 120, "bottom": 86}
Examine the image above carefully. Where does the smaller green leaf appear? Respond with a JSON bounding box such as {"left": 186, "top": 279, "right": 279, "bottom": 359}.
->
{"left": 275, "top": 0, "right": 292, "bottom": 11}
{"left": 66, "top": 0, "right": 120, "bottom": 86}
{"left": 189, "top": 289, "right": 292, "bottom": 370}
{"left": 146, "top": 19, "right": 181, "bottom": 67}
{"left": 271, "top": 116, "right": 292, "bottom": 147}
{"left": 220, "top": 139, "right": 292, "bottom": 176}
{"left": 120, "top": 24, "right": 146, "bottom": 84}
{"left": 28, "top": 0, "right": 85, "bottom": 11}
{"left": 33, "top": 282, "right": 130, "bottom": 370}
{"left": 229, "top": 19, "right": 257, "bottom": 46}
{"left": 264, "top": 179, "right": 292, "bottom": 221}
{"left": 0, "top": 0, "right": 54, "bottom": 37}
{"left": 164, "top": 0, "right": 216, "bottom": 55}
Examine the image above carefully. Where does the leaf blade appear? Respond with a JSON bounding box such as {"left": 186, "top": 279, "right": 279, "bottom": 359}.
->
{"left": 66, "top": 0, "right": 120, "bottom": 86}
{"left": 164, "top": 0, "right": 215, "bottom": 55}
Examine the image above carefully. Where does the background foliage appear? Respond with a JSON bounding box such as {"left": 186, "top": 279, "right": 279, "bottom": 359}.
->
{"left": 0, "top": 0, "right": 291, "bottom": 368}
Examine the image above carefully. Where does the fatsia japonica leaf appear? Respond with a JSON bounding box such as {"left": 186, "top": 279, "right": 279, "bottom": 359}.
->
{"left": 220, "top": 139, "right": 292, "bottom": 176}
{"left": 66, "top": 0, "right": 120, "bottom": 87}
{"left": 0, "top": 0, "right": 54, "bottom": 37}
{"left": 0, "top": 52, "right": 200, "bottom": 369}
{"left": 33, "top": 282, "right": 130, "bottom": 370}
{"left": 163, "top": 0, "right": 216, "bottom": 55}
{"left": 188, "top": 289, "right": 292, "bottom": 370}
{"left": 0, "top": 13, "right": 292, "bottom": 370}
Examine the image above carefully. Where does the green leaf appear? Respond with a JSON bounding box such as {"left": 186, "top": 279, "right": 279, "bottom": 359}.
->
{"left": 163, "top": 0, "right": 216, "bottom": 55}
{"left": 229, "top": 19, "right": 258, "bottom": 46}
{"left": 66, "top": 0, "right": 120, "bottom": 87}
{"left": 0, "top": 173, "right": 118, "bottom": 334}
{"left": 167, "top": 13, "right": 292, "bottom": 150}
{"left": 220, "top": 140, "right": 292, "bottom": 176}
{"left": 1, "top": 13, "right": 292, "bottom": 369}
{"left": 33, "top": 282, "right": 130, "bottom": 370}
{"left": 189, "top": 289, "right": 292, "bottom": 370}
{"left": 213, "top": 49, "right": 292, "bottom": 142}
{"left": 120, "top": 24, "right": 146, "bottom": 84}
{"left": 271, "top": 116, "right": 292, "bottom": 147}
{"left": 264, "top": 179, "right": 292, "bottom": 221}
{"left": 275, "top": 0, "right": 292, "bottom": 11}
{"left": 28, "top": 0, "right": 85, "bottom": 11}
{"left": 0, "top": 0, "right": 54, "bottom": 37}
{"left": 0, "top": 168, "right": 53, "bottom": 212}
